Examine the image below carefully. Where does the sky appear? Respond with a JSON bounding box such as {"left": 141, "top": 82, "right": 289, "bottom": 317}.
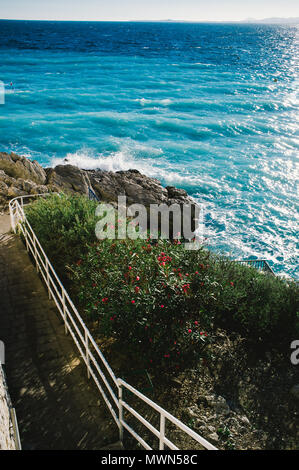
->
{"left": 0, "top": 0, "right": 298, "bottom": 22}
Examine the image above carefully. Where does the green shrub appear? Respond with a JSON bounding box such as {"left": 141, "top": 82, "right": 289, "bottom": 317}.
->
{"left": 25, "top": 193, "right": 98, "bottom": 274}
{"left": 71, "top": 238, "right": 213, "bottom": 369}
{"left": 25, "top": 194, "right": 299, "bottom": 369}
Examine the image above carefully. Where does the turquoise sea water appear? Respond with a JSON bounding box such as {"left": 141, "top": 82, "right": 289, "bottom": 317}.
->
{"left": 0, "top": 21, "right": 298, "bottom": 277}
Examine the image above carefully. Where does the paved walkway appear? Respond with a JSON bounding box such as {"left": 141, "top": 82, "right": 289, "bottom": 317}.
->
{"left": 0, "top": 214, "right": 118, "bottom": 450}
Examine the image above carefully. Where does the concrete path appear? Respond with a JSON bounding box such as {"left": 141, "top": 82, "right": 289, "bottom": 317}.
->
{"left": 0, "top": 214, "right": 119, "bottom": 450}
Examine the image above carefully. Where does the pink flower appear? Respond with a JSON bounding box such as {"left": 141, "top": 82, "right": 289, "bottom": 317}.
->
{"left": 136, "top": 276, "right": 140, "bottom": 281}
{"left": 188, "top": 329, "right": 192, "bottom": 333}
{"left": 160, "top": 304, "right": 164, "bottom": 308}
{"left": 128, "top": 266, "right": 132, "bottom": 270}
{"left": 131, "top": 300, "right": 135, "bottom": 304}
{"left": 194, "top": 321, "right": 199, "bottom": 325}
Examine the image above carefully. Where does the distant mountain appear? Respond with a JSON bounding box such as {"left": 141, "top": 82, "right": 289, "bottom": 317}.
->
{"left": 241, "top": 17, "right": 299, "bottom": 24}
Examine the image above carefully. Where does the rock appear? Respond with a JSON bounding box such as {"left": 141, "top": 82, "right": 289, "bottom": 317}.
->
{"left": 187, "top": 405, "right": 199, "bottom": 418}
{"left": 207, "top": 432, "right": 219, "bottom": 444}
{"left": 207, "top": 425, "right": 216, "bottom": 433}
{"left": 290, "top": 384, "right": 299, "bottom": 400}
{"left": 204, "top": 394, "right": 231, "bottom": 416}
{"left": 0, "top": 152, "right": 46, "bottom": 185}
{"left": 193, "top": 418, "right": 207, "bottom": 430}
{"left": 7, "top": 186, "right": 27, "bottom": 198}
{"left": 0, "top": 180, "right": 8, "bottom": 196}
{"left": 32, "top": 185, "right": 49, "bottom": 195}
{"left": 46, "top": 165, "right": 90, "bottom": 194}
{"left": 240, "top": 415, "right": 250, "bottom": 425}
{"left": 166, "top": 186, "right": 188, "bottom": 199}
{"left": 0, "top": 153, "right": 200, "bottom": 235}
{"left": 18, "top": 179, "right": 37, "bottom": 193}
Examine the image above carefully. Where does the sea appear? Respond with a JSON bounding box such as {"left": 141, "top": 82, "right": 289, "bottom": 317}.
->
{"left": 0, "top": 20, "right": 298, "bottom": 277}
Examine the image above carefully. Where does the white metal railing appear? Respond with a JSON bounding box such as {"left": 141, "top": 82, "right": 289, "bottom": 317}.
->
{"left": 9, "top": 194, "right": 217, "bottom": 451}
{"left": 234, "top": 258, "right": 275, "bottom": 275}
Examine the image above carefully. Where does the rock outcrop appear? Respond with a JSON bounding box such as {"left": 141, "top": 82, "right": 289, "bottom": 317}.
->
{"left": 0, "top": 152, "right": 196, "bottom": 216}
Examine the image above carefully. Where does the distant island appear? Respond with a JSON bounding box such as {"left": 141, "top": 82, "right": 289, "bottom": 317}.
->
{"left": 132, "top": 17, "right": 299, "bottom": 24}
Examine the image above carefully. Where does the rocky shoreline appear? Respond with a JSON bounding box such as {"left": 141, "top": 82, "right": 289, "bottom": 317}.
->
{"left": 0, "top": 151, "right": 195, "bottom": 213}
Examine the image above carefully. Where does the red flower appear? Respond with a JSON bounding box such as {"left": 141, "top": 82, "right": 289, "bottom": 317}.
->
{"left": 160, "top": 304, "right": 164, "bottom": 308}
{"left": 131, "top": 300, "right": 135, "bottom": 304}
{"left": 136, "top": 276, "right": 140, "bottom": 281}
{"left": 128, "top": 266, "right": 132, "bottom": 270}
{"left": 194, "top": 321, "right": 199, "bottom": 325}
{"left": 135, "top": 286, "right": 140, "bottom": 294}
{"left": 188, "top": 329, "right": 192, "bottom": 333}
{"left": 230, "top": 281, "right": 234, "bottom": 287}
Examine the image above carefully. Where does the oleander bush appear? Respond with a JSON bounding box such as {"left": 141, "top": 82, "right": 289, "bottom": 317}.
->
{"left": 25, "top": 193, "right": 299, "bottom": 369}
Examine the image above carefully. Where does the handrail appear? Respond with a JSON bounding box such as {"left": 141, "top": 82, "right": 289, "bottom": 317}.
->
{"left": 234, "top": 258, "right": 275, "bottom": 275}
{"left": 88, "top": 187, "right": 100, "bottom": 202}
{"left": 9, "top": 194, "right": 217, "bottom": 451}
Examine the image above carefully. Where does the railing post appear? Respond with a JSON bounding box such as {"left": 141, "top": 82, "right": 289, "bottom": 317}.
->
{"left": 9, "top": 203, "right": 15, "bottom": 233}
{"left": 46, "top": 259, "right": 51, "bottom": 300}
{"left": 33, "top": 237, "right": 39, "bottom": 273}
{"left": 85, "top": 329, "right": 90, "bottom": 379}
{"left": 62, "top": 291, "right": 68, "bottom": 335}
{"left": 24, "top": 227, "right": 29, "bottom": 252}
{"left": 118, "top": 381, "right": 124, "bottom": 443}
{"left": 159, "top": 414, "right": 165, "bottom": 450}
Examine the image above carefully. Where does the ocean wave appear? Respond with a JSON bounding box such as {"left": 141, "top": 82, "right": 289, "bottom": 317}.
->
{"left": 50, "top": 148, "right": 201, "bottom": 186}
{"left": 135, "top": 98, "right": 172, "bottom": 106}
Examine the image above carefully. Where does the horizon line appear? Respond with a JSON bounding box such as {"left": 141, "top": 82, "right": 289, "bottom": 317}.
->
{"left": 0, "top": 17, "right": 298, "bottom": 24}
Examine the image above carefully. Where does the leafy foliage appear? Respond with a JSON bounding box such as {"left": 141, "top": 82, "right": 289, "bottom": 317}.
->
{"left": 25, "top": 194, "right": 299, "bottom": 369}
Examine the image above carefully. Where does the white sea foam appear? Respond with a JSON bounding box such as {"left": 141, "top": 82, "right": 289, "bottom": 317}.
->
{"left": 51, "top": 148, "right": 200, "bottom": 186}
{"left": 136, "top": 98, "right": 172, "bottom": 106}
